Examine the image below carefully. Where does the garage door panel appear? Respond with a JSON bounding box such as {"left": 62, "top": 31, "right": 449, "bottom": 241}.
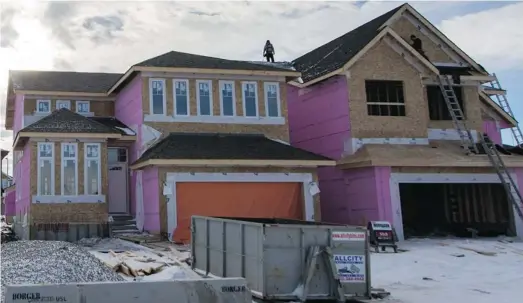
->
{"left": 173, "top": 182, "right": 303, "bottom": 243}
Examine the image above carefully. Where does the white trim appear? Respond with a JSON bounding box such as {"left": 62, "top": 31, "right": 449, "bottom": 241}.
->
{"left": 164, "top": 172, "right": 315, "bottom": 241}
{"left": 427, "top": 128, "right": 479, "bottom": 142}
{"left": 196, "top": 80, "right": 213, "bottom": 116}
{"left": 344, "top": 137, "right": 429, "bottom": 156}
{"left": 173, "top": 79, "right": 190, "bottom": 116}
{"left": 30, "top": 138, "right": 106, "bottom": 143}
{"left": 219, "top": 80, "right": 236, "bottom": 117}
{"left": 143, "top": 114, "right": 285, "bottom": 125}
{"left": 242, "top": 81, "right": 259, "bottom": 118}
{"left": 264, "top": 82, "right": 281, "bottom": 118}
{"left": 84, "top": 143, "right": 102, "bottom": 195}
{"left": 75, "top": 101, "right": 91, "bottom": 114}
{"left": 433, "top": 62, "right": 469, "bottom": 68}
{"left": 61, "top": 143, "right": 78, "bottom": 196}
{"left": 36, "top": 100, "right": 51, "bottom": 114}
{"left": 56, "top": 100, "right": 71, "bottom": 110}
{"left": 148, "top": 78, "right": 167, "bottom": 116}
{"left": 37, "top": 142, "right": 55, "bottom": 196}
{"left": 366, "top": 102, "right": 406, "bottom": 106}
{"left": 141, "top": 71, "right": 285, "bottom": 82}
{"left": 389, "top": 173, "right": 523, "bottom": 241}
{"left": 32, "top": 195, "right": 106, "bottom": 204}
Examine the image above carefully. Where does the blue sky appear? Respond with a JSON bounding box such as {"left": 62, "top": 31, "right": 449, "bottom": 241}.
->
{"left": 0, "top": 1, "right": 522, "bottom": 172}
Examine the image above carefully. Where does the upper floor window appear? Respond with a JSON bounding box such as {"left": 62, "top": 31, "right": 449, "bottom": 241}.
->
{"left": 426, "top": 85, "right": 465, "bottom": 121}
{"left": 197, "top": 80, "right": 213, "bottom": 116}
{"left": 61, "top": 143, "right": 78, "bottom": 196}
{"left": 219, "top": 80, "right": 235, "bottom": 116}
{"left": 150, "top": 79, "right": 166, "bottom": 115}
{"left": 57, "top": 100, "right": 71, "bottom": 110}
{"left": 76, "top": 101, "right": 90, "bottom": 114}
{"left": 174, "top": 79, "right": 189, "bottom": 116}
{"left": 36, "top": 100, "right": 51, "bottom": 114}
{"left": 37, "top": 142, "right": 54, "bottom": 196}
{"left": 264, "top": 82, "right": 280, "bottom": 117}
{"left": 365, "top": 80, "right": 406, "bottom": 117}
{"left": 242, "top": 82, "right": 258, "bottom": 117}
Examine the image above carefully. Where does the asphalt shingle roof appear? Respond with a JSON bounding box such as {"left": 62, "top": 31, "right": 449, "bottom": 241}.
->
{"left": 20, "top": 108, "right": 120, "bottom": 134}
{"left": 292, "top": 4, "right": 404, "bottom": 83}
{"left": 9, "top": 70, "right": 122, "bottom": 93}
{"left": 135, "top": 50, "right": 297, "bottom": 73}
{"left": 135, "top": 132, "right": 332, "bottom": 164}
{"left": 87, "top": 117, "right": 136, "bottom": 136}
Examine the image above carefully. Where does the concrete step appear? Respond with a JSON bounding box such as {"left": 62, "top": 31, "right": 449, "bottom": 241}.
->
{"left": 112, "top": 224, "right": 139, "bottom": 231}
{"left": 112, "top": 229, "right": 141, "bottom": 235}
{"left": 111, "top": 220, "right": 136, "bottom": 226}
{"left": 111, "top": 215, "right": 134, "bottom": 221}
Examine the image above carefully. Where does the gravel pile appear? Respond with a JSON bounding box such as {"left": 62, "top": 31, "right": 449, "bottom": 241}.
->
{"left": 1, "top": 240, "right": 124, "bottom": 302}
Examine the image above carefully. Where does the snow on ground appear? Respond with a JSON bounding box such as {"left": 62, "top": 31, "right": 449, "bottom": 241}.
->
{"left": 371, "top": 238, "right": 523, "bottom": 303}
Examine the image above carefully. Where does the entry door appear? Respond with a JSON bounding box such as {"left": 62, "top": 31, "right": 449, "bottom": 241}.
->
{"left": 108, "top": 148, "right": 128, "bottom": 214}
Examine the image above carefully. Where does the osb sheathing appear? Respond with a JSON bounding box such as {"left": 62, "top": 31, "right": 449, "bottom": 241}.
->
{"left": 348, "top": 40, "right": 483, "bottom": 139}
{"left": 348, "top": 40, "right": 428, "bottom": 138}
{"left": 427, "top": 85, "right": 483, "bottom": 133}
{"left": 29, "top": 141, "right": 109, "bottom": 223}
{"left": 24, "top": 99, "right": 114, "bottom": 116}
{"left": 155, "top": 166, "right": 321, "bottom": 235}
{"left": 390, "top": 15, "right": 455, "bottom": 64}
{"left": 141, "top": 77, "right": 290, "bottom": 141}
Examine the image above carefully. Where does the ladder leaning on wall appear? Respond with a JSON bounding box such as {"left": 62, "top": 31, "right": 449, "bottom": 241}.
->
{"left": 483, "top": 73, "right": 523, "bottom": 147}
{"left": 437, "top": 75, "right": 523, "bottom": 221}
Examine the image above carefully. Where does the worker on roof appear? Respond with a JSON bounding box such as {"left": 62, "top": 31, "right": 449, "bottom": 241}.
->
{"left": 263, "top": 40, "right": 275, "bottom": 63}
{"left": 410, "top": 34, "right": 429, "bottom": 61}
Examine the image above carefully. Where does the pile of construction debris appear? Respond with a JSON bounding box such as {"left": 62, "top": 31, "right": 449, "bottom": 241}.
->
{"left": 1, "top": 240, "right": 124, "bottom": 303}
{"left": 0, "top": 216, "right": 17, "bottom": 243}
{"left": 78, "top": 238, "right": 198, "bottom": 281}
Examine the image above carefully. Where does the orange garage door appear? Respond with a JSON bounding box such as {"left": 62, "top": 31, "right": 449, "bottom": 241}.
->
{"left": 173, "top": 182, "right": 303, "bottom": 243}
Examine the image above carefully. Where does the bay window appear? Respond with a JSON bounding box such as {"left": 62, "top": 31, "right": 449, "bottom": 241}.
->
{"left": 37, "top": 142, "right": 54, "bottom": 195}
{"left": 61, "top": 143, "right": 78, "bottom": 195}
{"left": 84, "top": 143, "right": 101, "bottom": 195}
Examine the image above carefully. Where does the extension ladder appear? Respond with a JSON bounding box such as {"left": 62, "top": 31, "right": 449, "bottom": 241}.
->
{"left": 483, "top": 73, "right": 523, "bottom": 147}
{"left": 437, "top": 75, "right": 523, "bottom": 220}
{"left": 480, "top": 134, "right": 523, "bottom": 219}
{"left": 437, "top": 75, "right": 479, "bottom": 154}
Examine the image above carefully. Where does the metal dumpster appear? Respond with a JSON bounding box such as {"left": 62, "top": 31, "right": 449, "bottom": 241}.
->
{"left": 191, "top": 216, "right": 371, "bottom": 301}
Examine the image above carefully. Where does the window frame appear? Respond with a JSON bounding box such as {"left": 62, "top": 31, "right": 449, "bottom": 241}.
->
{"left": 149, "top": 78, "right": 167, "bottom": 115}
{"left": 426, "top": 85, "right": 465, "bottom": 121}
{"left": 76, "top": 101, "right": 91, "bottom": 114}
{"left": 84, "top": 143, "right": 102, "bottom": 195}
{"left": 219, "top": 80, "right": 236, "bottom": 117}
{"left": 61, "top": 143, "right": 78, "bottom": 196}
{"left": 242, "top": 81, "right": 259, "bottom": 118}
{"left": 56, "top": 100, "right": 71, "bottom": 110}
{"left": 365, "top": 80, "right": 406, "bottom": 117}
{"left": 37, "top": 142, "right": 55, "bottom": 196}
{"left": 263, "top": 82, "right": 281, "bottom": 118}
{"left": 173, "top": 79, "right": 190, "bottom": 116}
{"left": 36, "top": 100, "right": 51, "bottom": 114}
{"left": 196, "top": 79, "right": 213, "bottom": 116}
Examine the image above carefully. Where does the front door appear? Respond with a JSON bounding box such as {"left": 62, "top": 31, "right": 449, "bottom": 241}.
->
{"left": 108, "top": 148, "right": 128, "bottom": 214}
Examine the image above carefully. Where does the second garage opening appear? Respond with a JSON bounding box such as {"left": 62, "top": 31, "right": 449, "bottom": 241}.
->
{"left": 399, "top": 183, "right": 514, "bottom": 238}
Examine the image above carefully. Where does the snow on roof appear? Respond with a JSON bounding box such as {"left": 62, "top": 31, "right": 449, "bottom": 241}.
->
{"left": 246, "top": 61, "right": 296, "bottom": 71}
